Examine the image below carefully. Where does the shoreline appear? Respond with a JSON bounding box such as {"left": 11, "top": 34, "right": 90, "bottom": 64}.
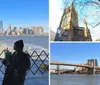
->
{"left": 0, "top": 35, "right": 49, "bottom": 37}
{"left": 51, "top": 72, "right": 100, "bottom": 75}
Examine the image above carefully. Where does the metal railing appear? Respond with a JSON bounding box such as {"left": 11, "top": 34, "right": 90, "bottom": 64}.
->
{"left": 0, "top": 50, "right": 49, "bottom": 77}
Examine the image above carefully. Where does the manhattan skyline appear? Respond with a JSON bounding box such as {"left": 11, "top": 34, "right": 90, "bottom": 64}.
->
{"left": 0, "top": 0, "right": 48, "bottom": 31}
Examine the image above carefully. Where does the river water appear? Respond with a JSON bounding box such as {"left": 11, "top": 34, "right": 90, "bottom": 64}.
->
{"left": 0, "top": 36, "right": 49, "bottom": 57}
{"left": 51, "top": 74, "right": 100, "bottom": 85}
{"left": 0, "top": 36, "right": 49, "bottom": 81}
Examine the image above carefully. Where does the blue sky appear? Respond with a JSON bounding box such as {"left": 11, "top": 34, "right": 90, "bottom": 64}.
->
{"left": 50, "top": 43, "right": 100, "bottom": 68}
{"left": 0, "top": 0, "right": 48, "bottom": 31}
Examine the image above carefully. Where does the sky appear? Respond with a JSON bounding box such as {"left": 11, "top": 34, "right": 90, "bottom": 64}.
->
{"left": 49, "top": 0, "right": 63, "bottom": 32}
{"left": 0, "top": 0, "right": 48, "bottom": 31}
{"left": 49, "top": 0, "right": 100, "bottom": 41}
{"left": 50, "top": 43, "right": 100, "bottom": 69}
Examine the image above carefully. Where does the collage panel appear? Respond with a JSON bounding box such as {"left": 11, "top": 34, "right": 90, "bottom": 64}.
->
{"left": 0, "top": 0, "right": 100, "bottom": 85}
{"left": 50, "top": 0, "right": 100, "bottom": 84}
{"left": 0, "top": 0, "right": 49, "bottom": 85}
{"left": 50, "top": 0, "right": 100, "bottom": 41}
{"left": 50, "top": 43, "right": 100, "bottom": 85}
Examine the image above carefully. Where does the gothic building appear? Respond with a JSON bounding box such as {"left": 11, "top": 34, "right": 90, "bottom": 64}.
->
{"left": 54, "top": 3, "right": 92, "bottom": 41}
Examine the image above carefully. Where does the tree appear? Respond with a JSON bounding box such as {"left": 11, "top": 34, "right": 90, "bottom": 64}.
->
{"left": 62, "top": 0, "right": 100, "bottom": 28}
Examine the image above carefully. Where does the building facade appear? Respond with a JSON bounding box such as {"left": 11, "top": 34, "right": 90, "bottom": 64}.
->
{"left": 54, "top": 3, "right": 92, "bottom": 41}
{"left": 31, "top": 26, "right": 44, "bottom": 35}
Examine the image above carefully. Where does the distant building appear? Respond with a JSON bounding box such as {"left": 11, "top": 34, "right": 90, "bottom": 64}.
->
{"left": 31, "top": 26, "right": 44, "bottom": 35}
{"left": 12, "top": 31, "right": 16, "bottom": 36}
{"left": 31, "top": 26, "right": 34, "bottom": 35}
{"left": 22, "top": 28, "right": 26, "bottom": 35}
{"left": 38, "top": 26, "right": 44, "bottom": 35}
{"left": 13, "top": 27, "right": 17, "bottom": 31}
{"left": 44, "top": 32, "right": 49, "bottom": 36}
{"left": 8, "top": 24, "right": 12, "bottom": 31}
{"left": 0, "top": 21, "right": 3, "bottom": 34}
{"left": 75, "top": 66, "right": 87, "bottom": 72}
{"left": 19, "top": 27, "right": 23, "bottom": 35}
{"left": 6, "top": 24, "right": 12, "bottom": 35}
{"left": 50, "top": 30, "right": 56, "bottom": 41}
{"left": 50, "top": 70, "right": 56, "bottom": 74}
{"left": 54, "top": 3, "right": 92, "bottom": 41}
{"left": 95, "top": 39, "right": 100, "bottom": 41}
{"left": 19, "top": 27, "right": 22, "bottom": 29}
{"left": 22, "top": 26, "right": 29, "bottom": 35}
{"left": 31, "top": 26, "right": 37, "bottom": 35}
{"left": 15, "top": 29, "right": 21, "bottom": 35}
{"left": 34, "top": 26, "right": 38, "bottom": 35}
{"left": 28, "top": 28, "right": 33, "bottom": 35}
{"left": 3, "top": 24, "right": 47, "bottom": 36}
{"left": 26, "top": 27, "right": 29, "bottom": 35}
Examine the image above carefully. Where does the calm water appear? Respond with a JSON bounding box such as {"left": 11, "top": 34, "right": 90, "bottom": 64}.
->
{"left": 0, "top": 36, "right": 49, "bottom": 85}
{"left": 0, "top": 36, "right": 48, "bottom": 48}
{"left": 51, "top": 74, "right": 100, "bottom": 85}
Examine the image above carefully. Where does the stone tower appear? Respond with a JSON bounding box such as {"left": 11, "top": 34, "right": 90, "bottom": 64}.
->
{"left": 54, "top": 3, "right": 79, "bottom": 41}
{"left": 84, "top": 19, "right": 92, "bottom": 41}
{"left": 54, "top": 3, "right": 92, "bottom": 41}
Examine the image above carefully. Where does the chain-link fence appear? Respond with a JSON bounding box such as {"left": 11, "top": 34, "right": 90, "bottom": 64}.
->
{"left": 0, "top": 50, "right": 49, "bottom": 79}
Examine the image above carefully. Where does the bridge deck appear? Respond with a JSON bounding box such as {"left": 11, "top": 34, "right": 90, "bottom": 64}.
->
{"left": 51, "top": 62, "right": 100, "bottom": 69}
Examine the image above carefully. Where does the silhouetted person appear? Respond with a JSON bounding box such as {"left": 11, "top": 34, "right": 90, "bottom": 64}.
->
{"left": 2, "top": 40, "right": 30, "bottom": 85}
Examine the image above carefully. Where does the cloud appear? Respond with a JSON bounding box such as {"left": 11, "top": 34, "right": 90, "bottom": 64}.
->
{"left": 90, "top": 25, "right": 100, "bottom": 41}
{"left": 49, "top": 0, "right": 63, "bottom": 32}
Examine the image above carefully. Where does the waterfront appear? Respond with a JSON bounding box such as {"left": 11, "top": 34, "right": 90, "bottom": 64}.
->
{"left": 0, "top": 36, "right": 49, "bottom": 85}
{"left": 51, "top": 74, "right": 100, "bottom": 85}
{"left": 0, "top": 59, "right": 49, "bottom": 85}
{"left": 0, "top": 36, "right": 48, "bottom": 55}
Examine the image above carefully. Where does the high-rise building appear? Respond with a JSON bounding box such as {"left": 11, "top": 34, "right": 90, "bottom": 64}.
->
{"left": 31, "top": 26, "right": 35, "bottom": 35}
{"left": 31, "top": 26, "right": 38, "bottom": 35}
{"left": 12, "top": 27, "right": 17, "bottom": 32}
{"left": 34, "top": 26, "right": 38, "bottom": 35}
{"left": 22, "top": 26, "right": 28, "bottom": 35}
{"left": 38, "top": 26, "right": 44, "bottom": 35}
{"left": 54, "top": 3, "right": 92, "bottom": 41}
{"left": 28, "top": 29, "right": 33, "bottom": 35}
{"left": 7, "top": 24, "right": 12, "bottom": 35}
{"left": 7, "top": 24, "right": 12, "bottom": 32}
{"left": 22, "top": 28, "right": 26, "bottom": 35}
{"left": 26, "top": 27, "right": 29, "bottom": 35}
{"left": 0, "top": 21, "right": 3, "bottom": 34}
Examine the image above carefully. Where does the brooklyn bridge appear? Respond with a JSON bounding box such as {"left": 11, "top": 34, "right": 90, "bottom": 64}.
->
{"left": 50, "top": 59, "right": 100, "bottom": 74}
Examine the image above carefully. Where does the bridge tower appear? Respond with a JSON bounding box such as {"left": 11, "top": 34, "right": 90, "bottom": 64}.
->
{"left": 56, "top": 65, "right": 60, "bottom": 74}
{"left": 87, "top": 59, "right": 98, "bottom": 74}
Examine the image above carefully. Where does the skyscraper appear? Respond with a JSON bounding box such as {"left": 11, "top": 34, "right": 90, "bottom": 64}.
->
{"left": 0, "top": 21, "right": 3, "bottom": 34}
{"left": 38, "top": 26, "right": 44, "bottom": 35}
